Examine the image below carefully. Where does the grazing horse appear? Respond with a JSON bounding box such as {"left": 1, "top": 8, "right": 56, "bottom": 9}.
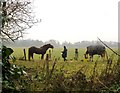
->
{"left": 28, "top": 44, "right": 54, "bottom": 61}
{"left": 84, "top": 45, "right": 108, "bottom": 62}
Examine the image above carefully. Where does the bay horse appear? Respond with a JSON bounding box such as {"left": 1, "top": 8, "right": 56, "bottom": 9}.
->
{"left": 28, "top": 44, "right": 54, "bottom": 61}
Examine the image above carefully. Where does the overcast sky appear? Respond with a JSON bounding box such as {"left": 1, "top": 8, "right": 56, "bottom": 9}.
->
{"left": 24, "top": 0, "right": 118, "bottom": 43}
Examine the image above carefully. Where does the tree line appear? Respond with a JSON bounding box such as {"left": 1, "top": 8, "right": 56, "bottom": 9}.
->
{"left": 3, "top": 39, "right": 118, "bottom": 48}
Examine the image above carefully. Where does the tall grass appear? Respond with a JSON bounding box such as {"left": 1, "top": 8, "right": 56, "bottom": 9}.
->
{"left": 12, "top": 54, "right": 119, "bottom": 92}
{"left": 9, "top": 47, "right": 120, "bottom": 92}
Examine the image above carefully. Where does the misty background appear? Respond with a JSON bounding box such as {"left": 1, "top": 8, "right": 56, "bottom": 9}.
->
{"left": 4, "top": 39, "right": 118, "bottom": 48}
{"left": 24, "top": 0, "right": 118, "bottom": 43}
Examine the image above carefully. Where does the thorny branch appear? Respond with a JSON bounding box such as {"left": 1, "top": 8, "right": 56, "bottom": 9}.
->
{"left": 97, "top": 37, "right": 120, "bottom": 56}
{"left": 0, "top": 0, "right": 38, "bottom": 41}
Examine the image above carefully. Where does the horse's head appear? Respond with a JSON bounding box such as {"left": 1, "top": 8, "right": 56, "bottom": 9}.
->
{"left": 48, "top": 44, "right": 54, "bottom": 49}
{"left": 40, "top": 44, "right": 54, "bottom": 53}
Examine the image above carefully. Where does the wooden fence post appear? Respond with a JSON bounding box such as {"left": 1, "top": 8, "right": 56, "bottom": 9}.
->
{"left": 23, "top": 49, "right": 26, "bottom": 61}
{"left": 46, "top": 54, "right": 49, "bottom": 80}
{"left": 49, "top": 58, "right": 57, "bottom": 78}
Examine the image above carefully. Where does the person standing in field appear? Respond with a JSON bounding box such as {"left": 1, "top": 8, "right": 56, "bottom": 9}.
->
{"left": 74, "top": 48, "right": 79, "bottom": 60}
{"left": 62, "top": 46, "right": 67, "bottom": 61}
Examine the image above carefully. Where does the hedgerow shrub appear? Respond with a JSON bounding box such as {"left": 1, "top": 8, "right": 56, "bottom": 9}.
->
{"left": 2, "top": 46, "right": 27, "bottom": 92}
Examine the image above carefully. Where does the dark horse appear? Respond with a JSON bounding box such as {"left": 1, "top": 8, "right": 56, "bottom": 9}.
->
{"left": 28, "top": 44, "right": 54, "bottom": 61}
{"left": 84, "top": 45, "right": 108, "bottom": 62}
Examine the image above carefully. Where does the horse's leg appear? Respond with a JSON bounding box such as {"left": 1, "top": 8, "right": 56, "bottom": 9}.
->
{"left": 41, "top": 54, "right": 44, "bottom": 59}
{"left": 84, "top": 54, "right": 88, "bottom": 59}
{"left": 91, "top": 55, "right": 94, "bottom": 62}
{"left": 28, "top": 54, "right": 30, "bottom": 61}
{"left": 90, "top": 55, "right": 93, "bottom": 62}
{"left": 28, "top": 50, "right": 30, "bottom": 61}
{"left": 31, "top": 53, "right": 34, "bottom": 61}
{"left": 105, "top": 51, "right": 108, "bottom": 61}
{"left": 28, "top": 54, "right": 31, "bottom": 61}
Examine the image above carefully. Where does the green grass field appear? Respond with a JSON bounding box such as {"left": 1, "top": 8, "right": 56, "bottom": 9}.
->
{"left": 11, "top": 47, "right": 118, "bottom": 78}
{"left": 12, "top": 47, "right": 118, "bottom": 61}
{"left": 12, "top": 47, "right": 86, "bottom": 61}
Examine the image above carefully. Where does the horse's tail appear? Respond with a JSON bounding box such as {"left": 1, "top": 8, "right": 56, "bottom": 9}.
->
{"left": 28, "top": 48, "right": 30, "bottom": 61}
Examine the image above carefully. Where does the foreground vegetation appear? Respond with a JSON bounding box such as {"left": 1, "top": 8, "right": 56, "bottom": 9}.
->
{"left": 2, "top": 46, "right": 120, "bottom": 92}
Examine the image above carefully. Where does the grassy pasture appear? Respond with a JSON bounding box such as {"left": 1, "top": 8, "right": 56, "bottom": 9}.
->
{"left": 12, "top": 47, "right": 86, "bottom": 61}
{"left": 11, "top": 47, "right": 118, "bottom": 78}
{"left": 12, "top": 47, "right": 118, "bottom": 61}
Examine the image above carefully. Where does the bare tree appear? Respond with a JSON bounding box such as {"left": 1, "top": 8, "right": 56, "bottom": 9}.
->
{"left": 0, "top": 0, "right": 38, "bottom": 41}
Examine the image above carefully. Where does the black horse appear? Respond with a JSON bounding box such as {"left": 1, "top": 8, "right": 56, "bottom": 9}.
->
{"left": 28, "top": 44, "right": 54, "bottom": 61}
{"left": 84, "top": 45, "right": 108, "bottom": 62}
